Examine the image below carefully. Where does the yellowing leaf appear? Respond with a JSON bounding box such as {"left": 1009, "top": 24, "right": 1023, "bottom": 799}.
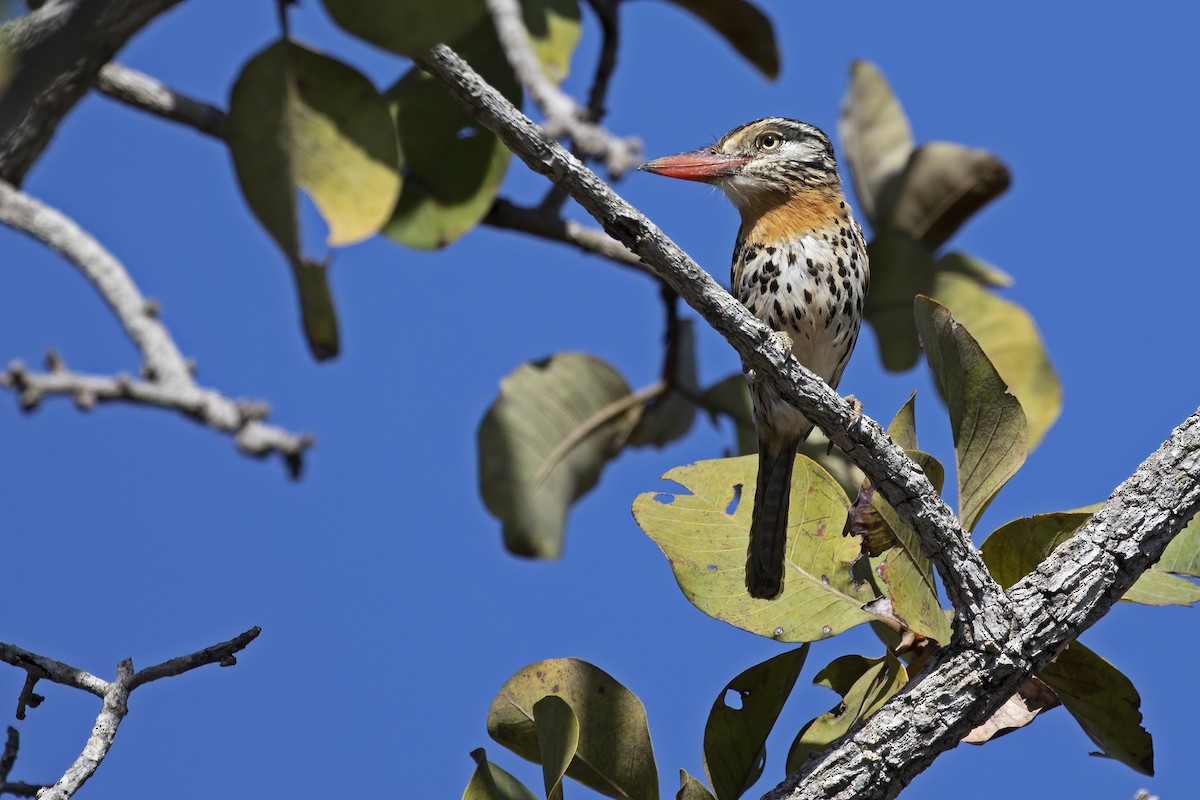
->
{"left": 526, "top": 0, "right": 582, "bottom": 81}
{"left": 227, "top": 40, "right": 400, "bottom": 360}
{"left": 936, "top": 251, "right": 1013, "bottom": 288}
{"left": 1158, "top": 510, "right": 1200, "bottom": 578}
{"left": 479, "top": 353, "right": 640, "bottom": 558}
{"left": 934, "top": 272, "right": 1061, "bottom": 450}
{"left": 228, "top": 40, "right": 400, "bottom": 248}
{"left": 1039, "top": 643, "right": 1154, "bottom": 775}
{"left": 321, "top": 0, "right": 486, "bottom": 55}
{"left": 488, "top": 658, "right": 659, "bottom": 800}
{"left": 702, "top": 647, "right": 808, "bottom": 800}
{"left": 914, "top": 295, "right": 1027, "bottom": 531}
{"left": 785, "top": 653, "right": 907, "bottom": 771}
{"left": 633, "top": 456, "right": 876, "bottom": 642}
{"left": 657, "top": 0, "right": 779, "bottom": 79}
{"left": 838, "top": 61, "right": 913, "bottom": 229}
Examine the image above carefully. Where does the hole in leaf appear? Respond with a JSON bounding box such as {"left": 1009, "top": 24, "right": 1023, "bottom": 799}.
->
{"left": 653, "top": 493, "right": 675, "bottom": 505}
{"left": 455, "top": 125, "right": 480, "bottom": 140}
{"left": 723, "top": 689, "right": 744, "bottom": 710}
{"left": 707, "top": 564, "right": 717, "bottom": 572}
{"left": 726, "top": 483, "right": 743, "bottom": 516}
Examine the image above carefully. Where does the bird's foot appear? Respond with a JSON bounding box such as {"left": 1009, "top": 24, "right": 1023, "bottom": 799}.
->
{"left": 827, "top": 395, "right": 864, "bottom": 455}
{"left": 772, "top": 329, "right": 794, "bottom": 353}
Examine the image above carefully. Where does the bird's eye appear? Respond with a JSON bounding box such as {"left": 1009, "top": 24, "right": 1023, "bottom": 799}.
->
{"left": 757, "top": 132, "right": 783, "bottom": 151}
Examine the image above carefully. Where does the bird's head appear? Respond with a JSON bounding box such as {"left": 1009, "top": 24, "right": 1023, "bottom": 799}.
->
{"left": 640, "top": 117, "right": 841, "bottom": 216}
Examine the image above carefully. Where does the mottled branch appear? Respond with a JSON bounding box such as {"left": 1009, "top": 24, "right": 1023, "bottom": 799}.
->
{"left": 94, "top": 63, "right": 226, "bottom": 139}
{"left": 0, "top": 180, "right": 313, "bottom": 471}
{"left": 484, "top": 0, "right": 641, "bottom": 176}
{"left": 0, "top": 0, "right": 187, "bottom": 184}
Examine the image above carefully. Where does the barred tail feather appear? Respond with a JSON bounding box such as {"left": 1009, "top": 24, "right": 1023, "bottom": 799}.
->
{"left": 746, "top": 435, "right": 800, "bottom": 599}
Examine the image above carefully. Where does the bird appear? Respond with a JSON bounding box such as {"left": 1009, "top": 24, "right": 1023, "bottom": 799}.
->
{"left": 640, "top": 117, "right": 869, "bottom": 600}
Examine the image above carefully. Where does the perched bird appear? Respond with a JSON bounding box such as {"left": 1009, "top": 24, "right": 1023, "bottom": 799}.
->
{"left": 641, "top": 117, "right": 869, "bottom": 600}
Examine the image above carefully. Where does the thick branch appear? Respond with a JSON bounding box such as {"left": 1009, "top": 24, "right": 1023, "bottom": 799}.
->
{"left": 0, "top": 180, "right": 313, "bottom": 471}
{"left": 769, "top": 410, "right": 1200, "bottom": 800}
{"left": 0, "top": 0, "right": 187, "bottom": 184}
{"left": 484, "top": 0, "right": 641, "bottom": 176}
{"left": 94, "top": 63, "right": 226, "bottom": 139}
{"left": 412, "top": 44, "right": 1006, "bottom": 643}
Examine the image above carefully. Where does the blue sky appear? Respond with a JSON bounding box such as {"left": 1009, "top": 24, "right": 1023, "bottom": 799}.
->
{"left": 1, "top": 1, "right": 1198, "bottom": 798}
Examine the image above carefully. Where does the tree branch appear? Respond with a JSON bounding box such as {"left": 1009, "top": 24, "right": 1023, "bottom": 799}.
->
{"left": 0, "top": 0, "right": 188, "bottom": 184}
{"left": 3, "top": 627, "right": 261, "bottom": 800}
{"left": 93, "top": 63, "right": 226, "bottom": 139}
{"left": 484, "top": 0, "right": 641, "bottom": 176}
{"left": 0, "top": 728, "right": 45, "bottom": 798}
{"left": 411, "top": 43, "right": 1006, "bottom": 643}
{"left": 0, "top": 180, "right": 313, "bottom": 473}
{"left": 412, "top": 44, "right": 1200, "bottom": 800}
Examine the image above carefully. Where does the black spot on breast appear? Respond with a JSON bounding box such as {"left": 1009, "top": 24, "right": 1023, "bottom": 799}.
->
{"left": 855, "top": 295, "right": 864, "bottom": 313}
{"left": 840, "top": 238, "right": 848, "bottom": 249}
{"left": 770, "top": 279, "right": 779, "bottom": 293}
{"left": 773, "top": 299, "right": 784, "bottom": 318}
{"left": 804, "top": 289, "right": 813, "bottom": 304}
{"left": 839, "top": 201, "right": 846, "bottom": 209}
{"left": 840, "top": 228, "right": 848, "bottom": 237}
{"left": 843, "top": 298, "right": 854, "bottom": 317}
{"left": 787, "top": 251, "right": 798, "bottom": 266}
{"left": 766, "top": 246, "right": 777, "bottom": 256}
{"left": 786, "top": 282, "right": 793, "bottom": 293}
{"left": 744, "top": 248, "right": 758, "bottom": 262}
{"left": 838, "top": 265, "right": 848, "bottom": 277}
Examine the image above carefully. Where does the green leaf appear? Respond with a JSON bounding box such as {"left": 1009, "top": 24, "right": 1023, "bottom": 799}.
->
{"left": 676, "top": 771, "right": 717, "bottom": 800}
{"left": 629, "top": 320, "right": 699, "bottom": 447}
{"left": 488, "top": 658, "right": 659, "bottom": 800}
{"left": 656, "top": 0, "right": 779, "bottom": 79}
{"left": 864, "top": 231, "right": 936, "bottom": 372}
{"left": 228, "top": 40, "right": 400, "bottom": 360}
{"left": 914, "top": 295, "right": 1028, "bottom": 531}
{"left": 979, "top": 512, "right": 1091, "bottom": 588}
{"left": 320, "top": 0, "right": 486, "bottom": 55}
{"left": 292, "top": 258, "right": 340, "bottom": 361}
{"left": 633, "top": 456, "right": 877, "bottom": 641}
{"left": 888, "top": 391, "right": 918, "bottom": 450}
{"left": 934, "top": 272, "right": 1061, "bottom": 450}
{"left": 702, "top": 647, "right": 809, "bottom": 800}
{"left": 464, "top": 748, "right": 541, "bottom": 800}
{"left": 981, "top": 511, "right": 1200, "bottom": 606}
{"left": 879, "top": 142, "right": 1010, "bottom": 250}
{"left": 1039, "top": 643, "right": 1154, "bottom": 775}
{"left": 838, "top": 60, "right": 913, "bottom": 229}
{"left": 479, "top": 353, "right": 641, "bottom": 558}
{"left": 785, "top": 653, "right": 907, "bottom": 771}
{"left": 936, "top": 251, "right": 1013, "bottom": 288}
{"left": 1158, "top": 510, "right": 1200, "bottom": 577}
{"left": 534, "top": 696, "right": 580, "bottom": 800}
{"left": 384, "top": 20, "right": 519, "bottom": 249}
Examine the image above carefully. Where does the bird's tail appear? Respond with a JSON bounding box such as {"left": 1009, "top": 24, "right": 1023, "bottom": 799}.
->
{"left": 746, "top": 434, "right": 801, "bottom": 599}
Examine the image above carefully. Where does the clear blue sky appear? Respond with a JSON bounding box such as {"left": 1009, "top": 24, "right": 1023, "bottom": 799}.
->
{"left": 2, "top": 1, "right": 1198, "bottom": 798}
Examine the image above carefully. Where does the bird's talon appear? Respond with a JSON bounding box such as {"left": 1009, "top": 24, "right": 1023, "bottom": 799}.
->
{"left": 845, "top": 394, "right": 863, "bottom": 422}
{"left": 772, "top": 330, "right": 793, "bottom": 354}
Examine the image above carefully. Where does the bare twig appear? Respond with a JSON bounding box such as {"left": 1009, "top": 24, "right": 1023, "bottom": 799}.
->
{"left": 94, "top": 63, "right": 226, "bottom": 139}
{"left": 484, "top": 0, "right": 641, "bottom": 176}
{"left": 17, "top": 627, "right": 261, "bottom": 800}
{"left": 0, "top": 728, "right": 45, "bottom": 798}
{"left": 484, "top": 198, "right": 649, "bottom": 274}
{"left": 0, "top": 0, "right": 187, "bottom": 184}
{"left": 582, "top": 0, "right": 620, "bottom": 123}
{"left": 0, "top": 642, "right": 109, "bottom": 699}
{"left": 0, "top": 180, "right": 313, "bottom": 473}
{"left": 412, "top": 43, "right": 1200, "bottom": 800}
